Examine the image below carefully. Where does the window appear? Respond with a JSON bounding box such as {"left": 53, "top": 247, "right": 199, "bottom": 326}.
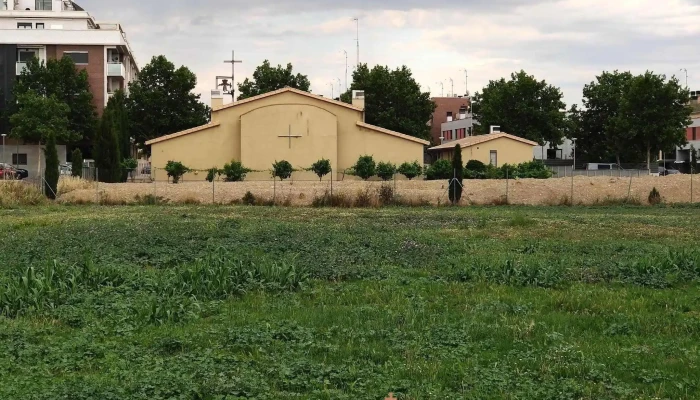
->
{"left": 36, "top": 23, "right": 45, "bottom": 29}
{"left": 63, "top": 52, "right": 89, "bottom": 64}
{"left": 12, "top": 154, "right": 28, "bottom": 166}
{"left": 490, "top": 150, "right": 498, "bottom": 167}
{"left": 446, "top": 111, "right": 453, "bottom": 122}
{"left": 35, "top": 0, "right": 52, "bottom": 10}
{"left": 442, "top": 130, "right": 453, "bottom": 141}
{"left": 17, "top": 23, "right": 32, "bottom": 29}
{"left": 455, "top": 128, "right": 466, "bottom": 139}
{"left": 18, "top": 49, "right": 39, "bottom": 62}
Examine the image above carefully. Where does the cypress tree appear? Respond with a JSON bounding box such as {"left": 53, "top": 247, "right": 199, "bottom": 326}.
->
{"left": 43, "top": 132, "right": 59, "bottom": 199}
{"left": 448, "top": 144, "right": 464, "bottom": 204}
{"left": 94, "top": 110, "right": 122, "bottom": 183}
{"left": 71, "top": 148, "right": 83, "bottom": 178}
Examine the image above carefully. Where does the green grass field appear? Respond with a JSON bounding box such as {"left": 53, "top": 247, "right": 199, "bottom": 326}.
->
{"left": 1, "top": 205, "right": 699, "bottom": 399}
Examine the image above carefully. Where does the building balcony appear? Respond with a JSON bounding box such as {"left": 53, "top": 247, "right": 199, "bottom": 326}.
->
{"left": 16, "top": 62, "right": 27, "bottom": 75}
{"left": 107, "top": 62, "right": 125, "bottom": 78}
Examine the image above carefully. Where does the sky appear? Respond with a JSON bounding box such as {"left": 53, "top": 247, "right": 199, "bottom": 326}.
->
{"left": 80, "top": 0, "right": 700, "bottom": 107}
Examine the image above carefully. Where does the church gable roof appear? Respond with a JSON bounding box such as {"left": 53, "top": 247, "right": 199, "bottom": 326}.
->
{"left": 216, "top": 87, "right": 363, "bottom": 113}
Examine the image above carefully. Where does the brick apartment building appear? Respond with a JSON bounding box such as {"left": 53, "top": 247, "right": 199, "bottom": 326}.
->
{"left": 429, "top": 96, "right": 472, "bottom": 146}
{"left": 0, "top": 0, "right": 138, "bottom": 178}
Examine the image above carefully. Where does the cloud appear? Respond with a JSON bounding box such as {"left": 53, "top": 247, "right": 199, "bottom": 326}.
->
{"left": 77, "top": 0, "right": 700, "bottom": 107}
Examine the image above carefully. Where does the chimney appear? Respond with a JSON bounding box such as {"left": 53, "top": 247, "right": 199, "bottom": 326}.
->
{"left": 490, "top": 125, "right": 501, "bottom": 134}
{"left": 352, "top": 90, "right": 366, "bottom": 110}
{"left": 211, "top": 90, "right": 224, "bottom": 110}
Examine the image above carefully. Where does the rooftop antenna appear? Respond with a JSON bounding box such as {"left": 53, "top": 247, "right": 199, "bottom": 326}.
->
{"left": 463, "top": 69, "right": 469, "bottom": 96}
{"left": 337, "top": 78, "right": 342, "bottom": 99}
{"left": 342, "top": 50, "right": 348, "bottom": 92}
{"left": 436, "top": 81, "right": 444, "bottom": 97}
{"left": 680, "top": 68, "right": 688, "bottom": 89}
{"left": 449, "top": 77, "right": 454, "bottom": 97}
{"left": 329, "top": 82, "right": 334, "bottom": 99}
{"left": 353, "top": 17, "right": 360, "bottom": 67}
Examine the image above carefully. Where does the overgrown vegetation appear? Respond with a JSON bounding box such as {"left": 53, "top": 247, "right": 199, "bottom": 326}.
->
{"left": 0, "top": 206, "right": 699, "bottom": 398}
{"left": 425, "top": 159, "right": 453, "bottom": 180}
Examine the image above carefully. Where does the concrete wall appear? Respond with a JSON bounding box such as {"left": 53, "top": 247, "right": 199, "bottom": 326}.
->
{"left": 150, "top": 90, "right": 427, "bottom": 181}
{"left": 437, "top": 137, "right": 535, "bottom": 166}
{"left": 1, "top": 143, "right": 67, "bottom": 178}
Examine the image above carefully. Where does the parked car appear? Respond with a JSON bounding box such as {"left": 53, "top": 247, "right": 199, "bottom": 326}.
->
{"left": 0, "top": 163, "right": 29, "bottom": 180}
{"left": 659, "top": 166, "right": 681, "bottom": 176}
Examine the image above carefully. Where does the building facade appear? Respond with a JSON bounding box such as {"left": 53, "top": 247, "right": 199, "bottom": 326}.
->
{"left": 146, "top": 88, "right": 429, "bottom": 181}
{"left": 428, "top": 133, "right": 537, "bottom": 167}
{"left": 429, "top": 96, "right": 471, "bottom": 146}
{"left": 0, "top": 0, "right": 138, "bottom": 178}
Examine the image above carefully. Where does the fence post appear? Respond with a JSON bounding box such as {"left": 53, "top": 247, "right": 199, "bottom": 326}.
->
{"left": 273, "top": 177, "right": 276, "bottom": 201}
{"left": 627, "top": 173, "right": 633, "bottom": 203}
{"left": 330, "top": 168, "right": 333, "bottom": 199}
{"left": 95, "top": 168, "right": 99, "bottom": 204}
{"left": 506, "top": 169, "right": 509, "bottom": 203}
{"left": 570, "top": 166, "right": 574, "bottom": 205}
{"left": 153, "top": 167, "right": 157, "bottom": 199}
{"left": 691, "top": 167, "right": 694, "bottom": 204}
{"left": 212, "top": 176, "right": 215, "bottom": 205}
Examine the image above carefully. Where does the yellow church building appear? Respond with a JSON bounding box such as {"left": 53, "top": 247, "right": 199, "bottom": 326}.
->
{"left": 146, "top": 88, "right": 429, "bottom": 180}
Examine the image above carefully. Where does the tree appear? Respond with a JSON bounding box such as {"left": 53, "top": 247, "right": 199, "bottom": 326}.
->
{"left": 577, "top": 71, "right": 691, "bottom": 166}
{"left": 71, "top": 148, "right": 83, "bottom": 178}
{"left": 272, "top": 160, "right": 293, "bottom": 181}
{"left": 310, "top": 158, "right": 332, "bottom": 181}
{"left": 619, "top": 72, "right": 690, "bottom": 170}
{"left": 164, "top": 161, "right": 190, "bottom": 184}
{"left": 12, "top": 57, "right": 97, "bottom": 144}
{"left": 128, "top": 55, "right": 210, "bottom": 151}
{"left": 340, "top": 64, "right": 435, "bottom": 141}
{"left": 425, "top": 159, "right": 452, "bottom": 180}
{"left": 576, "top": 71, "right": 635, "bottom": 163}
{"left": 10, "top": 92, "right": 71, "bottom": 175}
{"left": 222, "top": 161, "right": 252, "bottom": 182}
{"left": 398, "top": 161, "right": 422, "bottom": 180}
{"left": 238, "top": 60, "right": 311, "bottom": 100}
{"left": 376, "top": 162, "right": 397, "bottom": 181}
{"left": 448, "top": 145, "right": 464, "bottom": 204}
{"left": 691, "top": 145, "right": 699, "bottom": 174}
{"left": 93, "top": 110, "right": 122, "bottom": 183}
{"left": 472, "top": 70, "right": 566, "bottom": 147}
{"left": 107, "top": 90, "right": 131, "bottom": 162}
{"left": 354, "top": 155, "right": 376, "bottom": 180}
{"left": 44, "top": 132, "right": 59, "bottom": 200}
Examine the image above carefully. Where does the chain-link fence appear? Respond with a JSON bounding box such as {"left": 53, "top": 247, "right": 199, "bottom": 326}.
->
{"left": 42, "top": 165, "right": 700, "bottom": 207}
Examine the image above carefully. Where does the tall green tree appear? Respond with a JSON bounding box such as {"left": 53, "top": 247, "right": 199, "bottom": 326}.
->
{"left": 237, "top": 60, "right": 311, "bottom": 100}
{"left": 619, "top": 72, "right": 690, "bottom": 169}
{"left": 472, "top": 70, "right": 566, "bottom": 147}
{"left": 127, "top": 55, "right": 210, "bottom": 151}
{"left": 12, "top": 57, "right": 97, "bottom": 143}
{"left": 43, "top": 132, "right": 59, "bottom": 200}
{"left": 94, "top": 110, "right": 121, "bottom": 183}
{"left": 340, "top": 64, "right": 435, "bottom": 141}
{"left": 576, "top": 71, "right": 691, "bottom": 165}
{"left": 575, "top": 71, "right": 635, "bottom": 163}
{"left": 71, "top": 148, "right": 83, "bottom": 178}
{"left": 10, "top": 92, "right": 72, "bottom": 175}
{"left": 107, "top": 90, "right": 131, "bottom": 161}
{"left": 448, "top": 145, "right": 464, "bottom": 204}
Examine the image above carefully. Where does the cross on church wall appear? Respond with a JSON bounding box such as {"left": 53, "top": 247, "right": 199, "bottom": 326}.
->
{"left": 278, "top": 125, "right": 303, "bottom": 149}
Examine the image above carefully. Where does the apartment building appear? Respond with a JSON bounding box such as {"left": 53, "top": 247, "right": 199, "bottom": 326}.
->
{"left": 0, "top": 0, "right": 138, "bottom": 177}
{"left": 429, "top": 96, "right": 471, "bottom": 145}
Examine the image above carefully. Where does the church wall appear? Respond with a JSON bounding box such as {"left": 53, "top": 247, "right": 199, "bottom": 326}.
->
{"left": 338, "top": 125, "right": 425, "bottom": 171}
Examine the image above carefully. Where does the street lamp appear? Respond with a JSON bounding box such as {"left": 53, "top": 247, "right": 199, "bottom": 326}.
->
{"left": 572, "top": 138, "right": 577, "bottom": 170}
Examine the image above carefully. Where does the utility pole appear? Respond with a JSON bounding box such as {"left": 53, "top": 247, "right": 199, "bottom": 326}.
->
{"left": 329, "top": 82, "right": 334, "bottom": 99}
{"left": 353, "top": 17, "right": 360, "bottom": 67}
{"left": 337, "top": 78, "right": 342, "bottom": 99}
{"left": 449, "top": 78, "right": 454, "bottom": 97}
{"left": 680, "top": 68, "right": 688, "bottom": 89}
{"left": 436, "top": 81, "right": 444, "bottom": 97}
{"left": 343, "top": 50, "right": 348, "bottom": 92}
{"left": 224, "top": 51, "right": 243, "bottom": 101}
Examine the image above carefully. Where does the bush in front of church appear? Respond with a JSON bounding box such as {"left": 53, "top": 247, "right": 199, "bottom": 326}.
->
{"left": 376, "top": 162, "right": 397, "bottom": 181}
{"left": 425, "top": 159, "right": 453, "bottom": 180}
{"left": 165, "top": 161, "right": 190, "bottom": 184}
{"left": 398, "top": 161, "right": 423, "bottom": 180}
{"left": 272, "top": 160, "right": 294, "bottom": 181}
{"left": 310, "top": 159, "right": 332, "bottom": 181}
{"left": 223, "top": 161, "right": 252, "bottom": 182}
{"left": 354, "top": 155, "right": 376, "bottom": 180}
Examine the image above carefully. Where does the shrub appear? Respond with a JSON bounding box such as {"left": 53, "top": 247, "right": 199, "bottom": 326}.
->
{"left": 222, "top": 161, "right": 252, "bottom": 182}
{"left": 378, "top": 184, "right": 395, "bottom": 205}
{"left": 272, "top": 160, "right": 293, "bottom": 181}
{"left": 398, "top": 161, "right": 422, "bottom": 180}
{"left": 206, "top": 167, "right": 221, "bottom": 183}
{"left": 425, "top": 159, "right": 453, "bottom": 180}
{"left": 44, "top": 132, "right": 59, "bottom": 199}
{"left": 164, "top": 161, "right": 190, "bottom": 184}
{"left": 354, "top": 155, "right": 376, "bottom": 180}
{"left": 242, "top": 191, "right": 256, "bottom": 205}
{"left": 121, "top": 158, "right": 138, "bottom": 182}
{"left": 465, "top": 160, "right": 487, "bottom": 173}
{"left": 71, "top": 148, "right": 83, "bottom": 178}
{"left": 354, "top": 186, "right": 375, "bottom": 207}
{"left": 376, "top": 162, "right": 396, "bottom": 181}
{"left": 310, "top": 159, "right": 332, "bottom": 181}
{"left": 448, "top": 145, "right": 464, "bottom": 204}
{"left": 484, "top": 164, "right": 504, "bottom": 179}
{"left": 311, "top": 190, "right": 352, "bottom": 207}
{"left": 648, "top": 187, "right": 661, "bottom": 205}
